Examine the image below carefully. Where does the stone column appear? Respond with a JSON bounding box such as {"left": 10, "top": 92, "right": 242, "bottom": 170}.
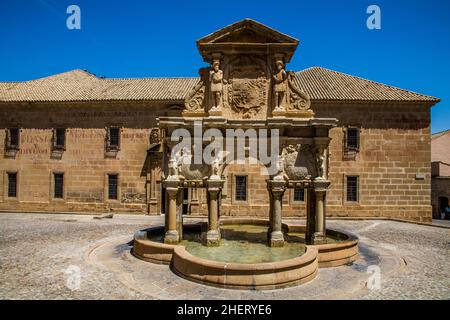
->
{"left": 305, "top": 187, "right": 316, "bottom": 245}
{"left": 163, "top": 153, "right": 181, "bottom": 244}
{"left": 164, "top": 183, "right": 180, "bottom": 244}
{"left": 206, "top": 179, "right": 224, "bottom": 246}
{"left": 268, "top": 180, "right": 286, "bottom": 247}
{"left": 147, "top": 152, "right": 161, "bottom": 215}
{"left": 189, "top": 184, "right": 200, "bottom": 215}
{"left": 312, "top": 180, "right": 330, "bottom": 244}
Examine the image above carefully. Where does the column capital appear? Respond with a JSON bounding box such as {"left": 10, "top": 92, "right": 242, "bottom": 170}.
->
{"left": 163, "top": 178, "right": 181, "bottom": 189}
{"left": 267, "top": 179, "right": 287, "bottom": 192}
{"left": 166, "top": 187, "right": 179, "bottom": 199}
{"left": 206, "top": 179, "right": 225, "bottom": 191}
{"left": 313, "top": 179, "right": 330, "bottom": 192}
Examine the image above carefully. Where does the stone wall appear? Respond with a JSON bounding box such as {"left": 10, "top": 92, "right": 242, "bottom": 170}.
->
{"left": 219, "top": 162, "right": 306, "bottom": 217}
{"left": 314, "top": 102, "right": 432, "bottom": 222}
{"left": 0, "top": 101, "right": 433, "bottom": 222}
{"left": 0, "top": 102, "right": 168, "bottom": 213}
{"left": 431, "top": 130, "right": 450, "bottom": 163}
{"left": 431, "top": 178, "right": 450, "bottom": 218}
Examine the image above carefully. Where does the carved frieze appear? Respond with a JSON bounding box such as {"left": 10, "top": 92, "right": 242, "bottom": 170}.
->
{"left": 150, "top": 128, "right": 162, "bottom": 145}
{"left": 122, "top": 192, "right": 146, "bottom": 203}
{"left": 281, "top": 144, "right": 317, "bottom": 180}
{"left": 174, "top": 147, "right": 211, "bottom": 180}
{"left": 183, "top": 23, "right": 311, "bottom": 119}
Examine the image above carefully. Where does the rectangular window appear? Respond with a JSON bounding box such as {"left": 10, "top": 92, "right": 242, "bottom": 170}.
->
{"left": 108, "top": 174, "right": 118, "bottom": 200}
{"left": 7, "top": 172, "right": 17, "bottom": 198}
{"left": 54, "top": 173, "right": 64, "bottom": 199}
{"left": 8, "top": 128, "right": 19, "bottom": 148}
{"left": 235, "top": 176, "right": 247, "bottom": 201}
{"left": 55, "top": 128, "right": 66, "bottom": 148}
{"left": 108, "top": 127, "right": 120, "bottom": 148}
{"left": 346, "top": 176, "right": 358, "bottom": 202}
{"left": 346, "top": 127, "right": 359, "bottom": 151}
{"left": 293, "top": 187, "right": 305, "bottom": 202}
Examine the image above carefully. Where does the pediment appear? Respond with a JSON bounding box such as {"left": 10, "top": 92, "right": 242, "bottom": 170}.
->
{"left": 197, "top": 19, "right": 298, "bottom": 45}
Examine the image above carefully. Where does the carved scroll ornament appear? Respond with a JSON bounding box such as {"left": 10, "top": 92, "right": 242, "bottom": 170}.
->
{"left": 287, "top": 71, "right": 311, "bottom": 111}
{"left": 185, "top": 68, "right": 208, "bottom": 112}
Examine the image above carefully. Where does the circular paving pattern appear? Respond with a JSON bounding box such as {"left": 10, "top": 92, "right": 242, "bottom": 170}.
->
{"left": 0, "top": 213, "right": 449, "bottom": 299}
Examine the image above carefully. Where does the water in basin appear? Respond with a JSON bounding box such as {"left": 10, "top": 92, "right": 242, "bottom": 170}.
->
{"left": 147, "top": 224, "right": 339, "bottom": 264}
{"left": 182, "top": 224, "right": 305, "bottom": 264}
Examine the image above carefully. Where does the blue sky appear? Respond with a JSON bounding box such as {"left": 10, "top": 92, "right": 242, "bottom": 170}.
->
{"left": 0, "top": 0, "right": 448, "bottom": 133}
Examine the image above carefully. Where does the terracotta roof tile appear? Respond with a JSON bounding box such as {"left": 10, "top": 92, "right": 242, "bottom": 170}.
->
{"left": 293, "top": 67, "right": 439, "bottom": 102}
{"left": 0, "top": 67, "right": 439, "bottom": 103}
{"left": 0, "top": 69, "right": 199, "bottom": 102}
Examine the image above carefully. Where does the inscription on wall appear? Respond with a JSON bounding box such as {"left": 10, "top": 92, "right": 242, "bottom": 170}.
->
{"left": 19, "top": 130, "right": 50, "bottom": 158}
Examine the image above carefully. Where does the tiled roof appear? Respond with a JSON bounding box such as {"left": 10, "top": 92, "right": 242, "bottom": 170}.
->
{"left": 432, "top": 129, "right": 450, "bottom": 140}
{"left": 0, "top": 67, "right": 439, "bottom": 103}
{"left": 0, "top": 69, "right": 199, "bottom": 102}
{"left": 293, "top": 67, "right": 439, "bottom": 102}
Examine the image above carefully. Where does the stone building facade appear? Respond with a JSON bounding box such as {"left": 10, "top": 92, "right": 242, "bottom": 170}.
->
{"left": 0, "top": 19, "right": 440, "bottom": 222}
{"left": 431, "top": 130, "right": 450, "bottom": 218}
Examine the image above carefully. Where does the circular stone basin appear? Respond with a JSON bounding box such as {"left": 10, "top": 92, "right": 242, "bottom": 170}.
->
{"left": 132, "top": 219, "right": 358, "bottom": 290}
{"left": 185, "top": 224, "right": 305, "bottom": 264}
{"left": 148, "top": 224, "right": 338, "bottom": 264}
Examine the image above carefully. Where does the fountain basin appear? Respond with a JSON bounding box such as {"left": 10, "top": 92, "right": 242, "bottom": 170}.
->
{"left": 172, "top": 245, "right": 318, "bottom": 289}
{"left": 132, "top": 219, "right": 358, "bottom": 289}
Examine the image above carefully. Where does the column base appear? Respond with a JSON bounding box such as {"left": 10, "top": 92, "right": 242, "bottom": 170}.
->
{"left": 206, "top": 229, "right": 221, "bottom": 246}
{"left": 312, "top": 232, "right": 327, "bottom": 244}
{"left": 268, "top": 231, "right": 284, "bottom": 247}
{"left": 164, "top": 230, "right": 179, "bottom": 244}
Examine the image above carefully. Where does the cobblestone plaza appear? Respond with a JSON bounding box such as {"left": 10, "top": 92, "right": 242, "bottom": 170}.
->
{"left": 0, "top": 213, "right": 448, "bottom": 300}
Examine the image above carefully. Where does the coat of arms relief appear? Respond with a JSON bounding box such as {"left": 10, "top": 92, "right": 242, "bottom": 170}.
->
{"left": 184, "top": 53, "right": 312, "bottom": 119}
{"left": 225, "top": 55, "right": 268, "bottom": 119}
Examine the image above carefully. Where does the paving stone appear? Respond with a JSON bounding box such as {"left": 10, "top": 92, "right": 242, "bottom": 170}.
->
{"left": 0, "top": 213, "right": 448, "bottom": 299}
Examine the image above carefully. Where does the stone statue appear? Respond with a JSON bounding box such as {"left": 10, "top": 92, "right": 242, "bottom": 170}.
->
{"left": 210, "top": 59, "right": 224, "bottom": 111}
{"left": 273, "top": 155, "right": 287, "bottom": 181}
{"left": 210, "top": 156, "right": 221, "bottom": 180}
{"left": 167, "top": 158, "right": 179, "bottom": 179}
{"left": 315, "top": 146, "right": 326, "bottom": 180}
{"left": 272, "top": 58, "right": 287, "bottom": 111}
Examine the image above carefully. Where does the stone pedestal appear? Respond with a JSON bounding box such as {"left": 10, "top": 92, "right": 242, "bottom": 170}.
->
{"left": 208, "top": 109, "right": 223, "bottom": 117}
{"left": 164, "top": 181, "right": 180, "bottom": 244}
{"left": 271, "top": 109, "right": 286, "bottom": 118}
{"left": 206, "top": 179, "right": 224, "bottom": 246}
{"left": 267, "top": 180, "right": 286, "bottom": 247}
